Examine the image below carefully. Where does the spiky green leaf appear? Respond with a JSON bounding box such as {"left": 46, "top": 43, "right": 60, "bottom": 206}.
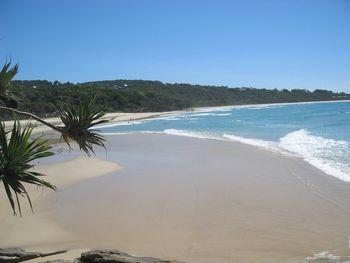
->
{"left": 0, "top": 121, "right": 56, "bottom": 216}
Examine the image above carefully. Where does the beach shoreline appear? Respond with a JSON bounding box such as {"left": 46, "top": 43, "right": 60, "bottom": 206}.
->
{"left": 1, "top": 133, "right": 350, "bottom": 262}
{"left": 4, "top": 99, "right": 350, "bottom": 135}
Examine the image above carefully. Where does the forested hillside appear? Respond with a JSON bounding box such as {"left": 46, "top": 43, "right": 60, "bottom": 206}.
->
{"left": 10, "top": 79, "right": 350, "bottom": 117}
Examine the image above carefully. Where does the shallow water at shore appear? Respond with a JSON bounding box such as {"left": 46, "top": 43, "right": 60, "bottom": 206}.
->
{"left": 100, "top": 101, "right": 350, "bottom": 182}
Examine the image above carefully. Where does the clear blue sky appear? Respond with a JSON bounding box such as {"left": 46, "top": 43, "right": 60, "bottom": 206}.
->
{"left": 1, "top": 0, "right": 350, "bottom": 92}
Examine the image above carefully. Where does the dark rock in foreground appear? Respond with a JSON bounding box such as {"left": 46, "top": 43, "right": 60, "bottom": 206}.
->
{"left": 78, "top": 249, "right": 183, "bottom": 263}
{"left": 0, "top": 247, "right": 66, "bottom": 262}
{"left": 40, "top": 261, "right": 72, "bottom": 263}
{"left": 0, "top": 248, "right": 184, "bottom": 263}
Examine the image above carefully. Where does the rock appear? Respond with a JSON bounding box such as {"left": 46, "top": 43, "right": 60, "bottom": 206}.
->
{"left": 79, "top": 249, "right": 184, "bottom": 263}
{"left": 39, "top": 260, "right": 73, "bottom": 263}
{"left": 0, "top": 247, "right": 27, "bottom": 256}
{"left": 0, "top": 255, "right": 21, "bottom": 263}
{"left": 0, "top": 248, "right": 67, "bottom": 262}
{"left": 0, "top": 247, "right": 40, "bottom": 262}
{"left": 0, "top": 248, "right": 184, "bottom": 263}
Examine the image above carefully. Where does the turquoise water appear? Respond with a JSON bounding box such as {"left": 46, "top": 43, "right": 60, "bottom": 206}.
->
{"left": 100, "top": 101, "right": 350, "bottom": 182}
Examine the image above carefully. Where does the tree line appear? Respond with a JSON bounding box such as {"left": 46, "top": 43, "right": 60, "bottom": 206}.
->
{"left": 9, "top": 79, "right": 350, "bottom": 118}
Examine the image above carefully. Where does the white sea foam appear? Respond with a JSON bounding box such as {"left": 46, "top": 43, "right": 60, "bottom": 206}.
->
{"left": 102, "top": 125, "right": 350, "bottom": 182}
{"left": 161, "top": 117, "right": 181, "bottom": 121}
{"left": 303, "top": 250, "right": 350, "bottom": 262}
{"left": 216, "top": 113, "right": 232, "bottom": 116}
{"left": 188, "top": 112, "right": 232, "bottom": 117}
{"left": 223, "top": 133, "right": 279, "bottom": 151}
{"left": 246, "top": 105, "right": 285, "bottom": 110}
{"left": 188, "top": 113, "right": 215, "bottom": 117}
{"left": 224, "top": 130, "right": 350, "bottom": 181}
{"left": 163, "top": 130, "right": 284, "bottom": 153}
{"left": 161, "top": 129, "right": 350, "bottom": 181}
{"left": 279, "top": 129, "right": 350, "bottom": 182}
{"left": 163, "top": 129, "right": 217, "bottom": 139}
{"left": 96, "top": 121, "right": 143, "bottom": 129}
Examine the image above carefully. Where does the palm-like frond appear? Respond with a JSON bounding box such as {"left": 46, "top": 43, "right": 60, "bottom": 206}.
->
{"left": 0, "top": 62, "right": 20, "bottom": 108}
{"left": 0, "top": 61, "right": 109, "bottom": 215}
{"left": 57, "top": 96, "right": 108, "bottom": 156}
{"left": 0, "top": 121, "right": 56, "bottom": 216}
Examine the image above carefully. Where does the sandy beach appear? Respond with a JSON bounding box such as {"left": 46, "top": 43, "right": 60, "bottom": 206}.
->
{"left": 1, "top": 133, "right": 350, "bottom": 262}
{"left": 3, "top": 111, "right": 177, "bottom": 135}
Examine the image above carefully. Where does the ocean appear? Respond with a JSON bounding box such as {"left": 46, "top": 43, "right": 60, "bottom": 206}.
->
{"left": 99, "top": 100, "right": 350, "bottom": 182}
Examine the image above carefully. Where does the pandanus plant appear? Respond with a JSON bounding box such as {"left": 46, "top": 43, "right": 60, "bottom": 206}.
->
{"left": 58, "top": 98, "right": 108, "bottom": 156}
{"left": 0, "top": 61, "right": 108, "bottom": 215}
{"left": 0, "top": 121, "right": 55, "bottom": 216}
{"left": 0, "top": 62, "right": 20, "bottom": 108}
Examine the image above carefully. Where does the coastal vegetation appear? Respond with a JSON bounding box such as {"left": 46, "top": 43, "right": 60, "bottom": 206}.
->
{"left": 0, "top": 62, "right": 107, "bottom": 215}
{"left": 9, "top": 79, "right": 350, "bottom": 118}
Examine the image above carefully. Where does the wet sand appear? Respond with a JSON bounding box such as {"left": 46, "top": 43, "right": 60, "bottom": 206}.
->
{"left": 1, "top": 134, "right": 350, "bottom": 262}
